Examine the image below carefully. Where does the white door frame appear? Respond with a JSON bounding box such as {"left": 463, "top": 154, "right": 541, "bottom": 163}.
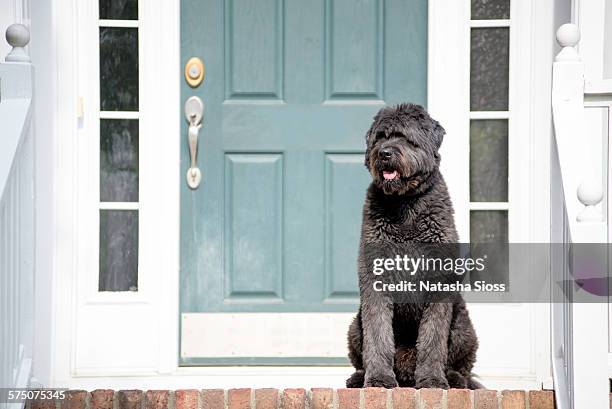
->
{"left": 50, "top": 0, "right": 181, "bottom": 382}
{"left": 45, "top": 0, "right": 554, "bottom": 389}
{"left": 432, "top": 0, "right": 553, "bottom": 390}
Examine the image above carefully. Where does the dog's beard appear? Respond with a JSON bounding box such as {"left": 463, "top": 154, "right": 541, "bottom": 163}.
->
{"left": 379, "top": 178, "right": 405, "bottom": 195}
{"left": 378, "top": 177, "right": 410, "bottom": 195}
{"left": 371, "top": 162, "right": 432, "bottom": 196}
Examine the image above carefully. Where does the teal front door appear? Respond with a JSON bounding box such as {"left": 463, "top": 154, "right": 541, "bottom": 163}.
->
{"left": 180, "top": 0, "right": 427, "bottom": 364}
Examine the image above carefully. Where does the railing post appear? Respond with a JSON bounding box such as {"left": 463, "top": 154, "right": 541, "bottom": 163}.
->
{"left": 552, "top": 23, "right": 609, "bottom": 409}
{"left": 1, "top": 24, "right": 33, "bottom": 106}
{"left": 576, "top": 180, "right": 603, "bottom": 222}
{"left": 552, "top": 24, "right": 586, "bottom": 226}
{"left": 5, "top": 24, "right": 30, "bottom": 63}
{"left": 572, "top": 176, "right": 608, "bottom": 409}
{"left": 0, "top": 23, "right": 34, "bottom": 395}
{"left": 555, "top": 23, "right": 580, "bottom": 62}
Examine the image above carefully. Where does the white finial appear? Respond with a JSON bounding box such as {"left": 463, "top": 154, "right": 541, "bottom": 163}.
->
{"left": 5, "top": 23, "right": 30, "bottom": 63}
{"left": 555, "top": 23, "right": 580, "bottom": 62}
{"left": 577, "top": 179, "right": 603, "bottom": 222}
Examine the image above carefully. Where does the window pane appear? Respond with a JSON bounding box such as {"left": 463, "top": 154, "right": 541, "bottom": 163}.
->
{"left": 99, "top": 210, "right": 138, "bottom": 291}
{"left": 100, "top": 119, "right": 139, "bottom": 202}
{"left": 99, "top": 0, "right": 138, "bottom": 20}
{"left": 100, "top": 27, "right": 139, "bottom": 111}
{"left": 470, "top": 28, "right": 509, "bottom": 111}
{"left": 470, "top": 119, "right": 508, "bottom": 201}
{"left": 605, "top": 1, "right": 612, "bottom": 79}
{"left": 470, "top": 211, "right": 508, "bottom": 243}
{"left": 471, "top": 0, "right": 510, "bottom": 20}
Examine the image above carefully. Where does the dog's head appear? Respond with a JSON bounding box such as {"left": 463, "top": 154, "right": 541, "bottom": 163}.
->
{"left": 365, "top": 103, "right": 445, "bottom": 195}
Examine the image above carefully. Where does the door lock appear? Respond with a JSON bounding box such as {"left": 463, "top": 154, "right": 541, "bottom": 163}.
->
{"left": 185, "top": 57, "right": 205, "bottom": 88}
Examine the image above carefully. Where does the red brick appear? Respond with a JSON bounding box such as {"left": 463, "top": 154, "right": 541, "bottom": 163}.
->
{"left": 337, "top": 389, "right": 360, "bottom": 409}
{"left": 63, "top": 391, "right": 87, "bottom": 409}
{"left": 255, "top": 389, "right": 278, "bottom": 409}
{"left": 229, "top": 389, "right": 251, "bottom": 409}
{"left": 118, "top": 390, "right": 143, "bottom": 409}
{"left": 145, "top": 390, "right": 170, "bottom": 409}
{"left": 392, "top": 388, "right": 416, "bottom": 409}
{"left": 202, "top": 390, "right": 225, "bottom": 409}
{"left": 91, "top": 390, "right": 114, "bottom": 409}
{"left": 447, "top": 389, "right": 471, "bottom": 409}
{"left": 474, "top": 390, "right": 497, "bottom": 409}
{"left": 311, "top": 389, "right": 333, "bottom": 409}
{"left": 364, "top": 388, "right": 386, "bottom": 409}
{"left": 501, "top": 391, "right": 525, "bottom": 409}
{"left": 418, "top": 389, "right": 444, "bottom": 409}
{"left": 528, "top": 391, "right": 554, "bottom": 409}
{"left": 176, "top": 390, "right": 199, "bottom": 409}
{"left": 281, "top": 389, "right": 305, "bottom": 409}
{"left": 30, "top": 398, "right": 56, "bottom": 409}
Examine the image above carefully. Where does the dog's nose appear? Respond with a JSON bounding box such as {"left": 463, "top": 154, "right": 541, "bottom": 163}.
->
{"left": 379, "top": 148, "right": 393, "bottom": 159}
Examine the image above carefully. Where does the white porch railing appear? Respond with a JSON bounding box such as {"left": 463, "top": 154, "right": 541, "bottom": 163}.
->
{"left": 0, "top": 23, "right": 35, "bottom": 403}
{"left": 551, "top": 24, "right": 609, "bottom": 409}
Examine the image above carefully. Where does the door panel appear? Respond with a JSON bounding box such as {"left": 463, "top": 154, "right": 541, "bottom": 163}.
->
{"left": 225, "top": 0, "right": 283, "bottom": 100}
{"left": 327, "top": 0, "right": 383, "bottom": 99}
{"left": 324, "top": 154, "right": 370, "bottom": 301}
{"left": 224, "top": 153, "right": 283, "bottom": 303}
{"left": 180, "top": 0, "right": 427, "bottom": 357}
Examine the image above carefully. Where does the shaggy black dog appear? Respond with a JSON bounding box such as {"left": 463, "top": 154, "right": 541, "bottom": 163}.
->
{"left": 346, "top": 103, "right": 481, "bottom": 389}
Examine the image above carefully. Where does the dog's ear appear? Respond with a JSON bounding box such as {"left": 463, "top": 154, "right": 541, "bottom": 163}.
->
{"left": 364, "top": 112, "right": 381, "bottom": 170}
{"left": 364, "top": 127, "right": 373, "bottom": 169}
{"left": 431, "top": 120, "right": 446, "bottom": 150}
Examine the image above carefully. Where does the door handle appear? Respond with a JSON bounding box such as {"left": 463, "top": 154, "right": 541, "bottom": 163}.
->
{"left": 184, "top": 96, "right": 204, "bottom": 189}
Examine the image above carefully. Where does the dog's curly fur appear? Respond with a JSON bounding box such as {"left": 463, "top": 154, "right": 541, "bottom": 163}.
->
{"left": 346, "top": 103, "right": 482, "bottom": 390}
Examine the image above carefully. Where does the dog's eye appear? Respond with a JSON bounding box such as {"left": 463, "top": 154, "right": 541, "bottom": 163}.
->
{"left": 375, "top": 131, "right": 386, "bottom": 140}
{"left": 406, "top": 139, "right": 419, "bottom": 149}
{"left": 389, "top": 132, "right": 419, "bottom": 149}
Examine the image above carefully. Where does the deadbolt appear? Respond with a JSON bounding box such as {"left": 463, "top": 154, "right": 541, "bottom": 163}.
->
{"left": 185, "top": 57, "right": 205, "bottom": 88}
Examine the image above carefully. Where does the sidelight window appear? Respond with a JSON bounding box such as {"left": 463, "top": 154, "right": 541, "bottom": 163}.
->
{"left": 97, "top": 0, "right": 140, "bottom": 291}
{"left": 469, "top": 0, "right": 510, "bottom": 243}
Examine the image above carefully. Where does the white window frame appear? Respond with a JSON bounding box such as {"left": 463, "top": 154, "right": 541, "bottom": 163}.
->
{"left": 47, "top": 0, "right": 553, "bottom": 389}
{"left": 82, "top": 5, "right": 144, "bottom": 304}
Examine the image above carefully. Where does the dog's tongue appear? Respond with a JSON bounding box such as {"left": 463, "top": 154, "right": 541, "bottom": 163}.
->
{"left": 383, "top": 170, "right": 398, "bottom": 180}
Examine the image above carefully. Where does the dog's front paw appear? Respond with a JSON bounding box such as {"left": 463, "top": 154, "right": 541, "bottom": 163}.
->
{"left": 364, "top": 373, "right": 398, "bottom": 389}
{"left": 445, "top": 370, "right": 468, "bottom": 389}
{"left": 415, "top": 377, "right": 449, "bottom": 390}
{"left": 346, "top": 370, "right": 365, "bottom": 388}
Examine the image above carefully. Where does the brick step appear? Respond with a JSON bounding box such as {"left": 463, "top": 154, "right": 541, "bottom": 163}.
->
{"left": 48, "top": 388, "right": 556, "bottom": 409}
